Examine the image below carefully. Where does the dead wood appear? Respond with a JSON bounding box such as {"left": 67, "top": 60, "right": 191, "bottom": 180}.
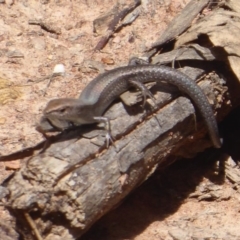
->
{"left": 1, "top": 66, "right": 227, "bottom": 240}
{"left": 149, "top": 0, "right": 210, "bottom": 49}
{"left": 94, "top": 0, "right": 141, "bottom": 51}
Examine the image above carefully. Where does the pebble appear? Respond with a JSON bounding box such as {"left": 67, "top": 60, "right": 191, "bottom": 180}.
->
{"left": 53, "top": 64, "right": 65, "bottom": 74}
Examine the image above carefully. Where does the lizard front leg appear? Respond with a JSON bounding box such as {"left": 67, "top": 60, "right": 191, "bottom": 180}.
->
{"left": 93, "top": 116, "right": 115, "bottom": 148}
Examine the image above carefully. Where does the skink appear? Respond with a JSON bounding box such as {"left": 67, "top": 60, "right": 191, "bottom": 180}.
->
{"left": 38, "top": 65, "right": 221, "bottom": 148}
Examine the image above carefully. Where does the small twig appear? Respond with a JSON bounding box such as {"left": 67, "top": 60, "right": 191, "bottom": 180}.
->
{"left": 42, "top": 74, "right": 55, "bottom": 96}
{"left": 29, "top": 19, "right": 61, "bottom": 35}
{"left": 23, "top": 74, "right": 57, "bottom": 95}
{"left": 94, "top": 0, "right": 141, "bottom": 50}
{"left": 33, "top": 74, "right": 53, "bottom": 84}
{"left": 24, "top": 212, "right": 43, "bottom": 240}
{"left": 27, "top": 64, "right": 65, "bottom": 95}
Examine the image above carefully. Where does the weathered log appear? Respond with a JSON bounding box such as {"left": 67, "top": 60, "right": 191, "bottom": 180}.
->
{"left": 1, "top": 67, "right": 227, "bottom": 240}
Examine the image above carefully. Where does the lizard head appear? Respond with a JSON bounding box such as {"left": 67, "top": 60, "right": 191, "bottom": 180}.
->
{"left": 43, "top": 98, "right": 78, "bottom": 117}
{"left": 40, "top": 98, "right": 94, "bottom": 131}
{"left": 41, "top": 98, "right": 80, "bottom": 130}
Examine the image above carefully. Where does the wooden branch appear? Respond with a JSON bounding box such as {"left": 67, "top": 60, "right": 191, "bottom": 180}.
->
{"left": 2, "top": 68, "right": 227, "bottom": 240}
{"left": 150, "top": 0, "right": 210, "bottom": 49}
{"left": 94, "top": 0, "right": 141, "bottom": 51}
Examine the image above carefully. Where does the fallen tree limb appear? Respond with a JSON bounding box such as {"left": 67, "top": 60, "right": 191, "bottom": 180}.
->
{"left": 1, "top": 67, "right": 227, "bottom": 240}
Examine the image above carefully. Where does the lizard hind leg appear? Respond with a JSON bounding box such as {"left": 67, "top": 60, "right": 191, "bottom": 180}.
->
{"left": 129, "top": 80, "right": 157, "bottom": 109}
{"left": 93, "top": 116, "right": 115, "bottom": 148}
{"left": 128, "top": 57, "right": 149, "bottom": 66}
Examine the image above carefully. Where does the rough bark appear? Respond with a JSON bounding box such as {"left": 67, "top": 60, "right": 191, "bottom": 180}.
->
{"left": 1, "top": 67, "right": 227, "bottom": 240}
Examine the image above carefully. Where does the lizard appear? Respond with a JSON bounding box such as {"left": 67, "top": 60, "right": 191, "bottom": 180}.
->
{"left": 37, "top": 64, "right": 221, "bottom": 148}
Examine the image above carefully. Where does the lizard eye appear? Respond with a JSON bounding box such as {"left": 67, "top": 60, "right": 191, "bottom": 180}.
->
{"left": 59, "top": 108, "right": 67, "bottom": 113}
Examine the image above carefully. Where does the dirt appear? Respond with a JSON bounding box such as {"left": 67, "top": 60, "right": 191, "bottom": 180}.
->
{"left": 1, "top": 0, "right": 240, "bottom": 239}
{"left": 82, "top": 151, "right": 240, "bottom": 240}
